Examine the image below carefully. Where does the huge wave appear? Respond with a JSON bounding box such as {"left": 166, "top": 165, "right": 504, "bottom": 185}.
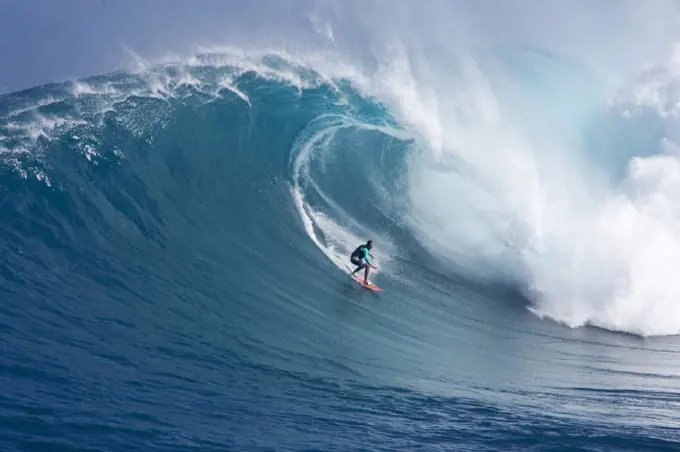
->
{"left": 3, "top": 22, "right": 680, "bottom": 339}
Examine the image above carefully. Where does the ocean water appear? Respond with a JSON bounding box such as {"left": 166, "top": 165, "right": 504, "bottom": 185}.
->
{"left": 3, "top": 10, "right": 680, "bottom": 450}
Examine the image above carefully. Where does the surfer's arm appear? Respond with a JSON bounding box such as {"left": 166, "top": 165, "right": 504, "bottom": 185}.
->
{"left": 362, "top": 249, "right": 375, "bottom": 267}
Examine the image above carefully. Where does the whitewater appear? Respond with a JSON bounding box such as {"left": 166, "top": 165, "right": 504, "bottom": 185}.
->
{"left": 2, "top": 1, "right": 680, "bottom": 450}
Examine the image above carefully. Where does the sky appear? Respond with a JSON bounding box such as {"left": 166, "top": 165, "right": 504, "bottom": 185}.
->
{"left": 0, "top": 0, "right": 317, "bottom": 93}
{"left": 2, "top": 0, "right": 680, "bottom": 94}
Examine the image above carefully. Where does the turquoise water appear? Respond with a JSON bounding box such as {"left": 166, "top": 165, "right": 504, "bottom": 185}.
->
{"left": 1, "top": 50, "right": 680, "bottom": 451}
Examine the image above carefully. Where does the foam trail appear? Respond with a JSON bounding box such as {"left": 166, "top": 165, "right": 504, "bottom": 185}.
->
{"left": 290, "top": 119, "right": 356, "bottom": 270}
{"left": 290, "top": 114, "right": 404, "bottom": 277}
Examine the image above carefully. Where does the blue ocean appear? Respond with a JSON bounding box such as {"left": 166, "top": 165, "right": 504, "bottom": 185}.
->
{"left": 2, "top": 19, "right": 680, "bottom": 451}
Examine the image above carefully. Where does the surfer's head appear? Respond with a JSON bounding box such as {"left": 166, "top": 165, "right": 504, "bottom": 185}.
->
{"left": 367, "top": 240, "right": 373, "bottom": 249}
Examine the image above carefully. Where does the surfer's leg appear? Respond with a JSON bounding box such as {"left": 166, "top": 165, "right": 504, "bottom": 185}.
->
{"left": 350, "top": 257, "right": 363, "bottom": 275}
{"left": 363, "top": 265, "right": 370, "bottom": 284}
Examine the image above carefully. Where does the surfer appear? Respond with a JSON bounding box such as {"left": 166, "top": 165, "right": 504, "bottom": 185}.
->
{"left": 350, "top": 240, "right": 377, "bottom": 285}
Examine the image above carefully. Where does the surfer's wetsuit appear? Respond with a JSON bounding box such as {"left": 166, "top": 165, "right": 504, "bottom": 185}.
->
{"left": 350, "top": 244, "right": 372, "bottom": 269}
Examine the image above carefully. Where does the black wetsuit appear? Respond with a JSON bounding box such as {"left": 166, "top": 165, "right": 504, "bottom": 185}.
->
{"left": 350, "top": 245, "right": 372, "bottom": 269}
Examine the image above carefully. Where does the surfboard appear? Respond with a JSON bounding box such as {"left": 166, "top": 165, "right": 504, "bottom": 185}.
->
{"left": 345, "top": 265, "right": 383, "bottom": 292}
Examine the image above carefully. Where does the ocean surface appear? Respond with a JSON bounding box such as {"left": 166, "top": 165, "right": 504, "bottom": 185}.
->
{"left": 2, "top": 41, "right": 680, "bottom": 451}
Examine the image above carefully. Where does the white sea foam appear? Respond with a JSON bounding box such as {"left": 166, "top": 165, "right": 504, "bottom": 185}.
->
{"left": 328, "top": 5, "right": 680, "bottom": 336}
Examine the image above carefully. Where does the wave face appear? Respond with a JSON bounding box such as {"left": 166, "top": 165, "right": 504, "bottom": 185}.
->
{"left": 3, "top": 4, "right": 680, "bottom": 450}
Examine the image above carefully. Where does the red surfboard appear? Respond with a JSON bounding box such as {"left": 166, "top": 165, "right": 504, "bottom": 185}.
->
{"left": 345, "top": 265, "right": 383, "bottom": 292}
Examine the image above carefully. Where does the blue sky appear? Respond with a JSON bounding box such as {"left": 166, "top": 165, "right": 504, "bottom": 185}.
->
{"left": 0, "top": 0, "right": 316, "bottom": 93}
{"left": 2, "top": 0, "right": 680, "bottom": 94}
